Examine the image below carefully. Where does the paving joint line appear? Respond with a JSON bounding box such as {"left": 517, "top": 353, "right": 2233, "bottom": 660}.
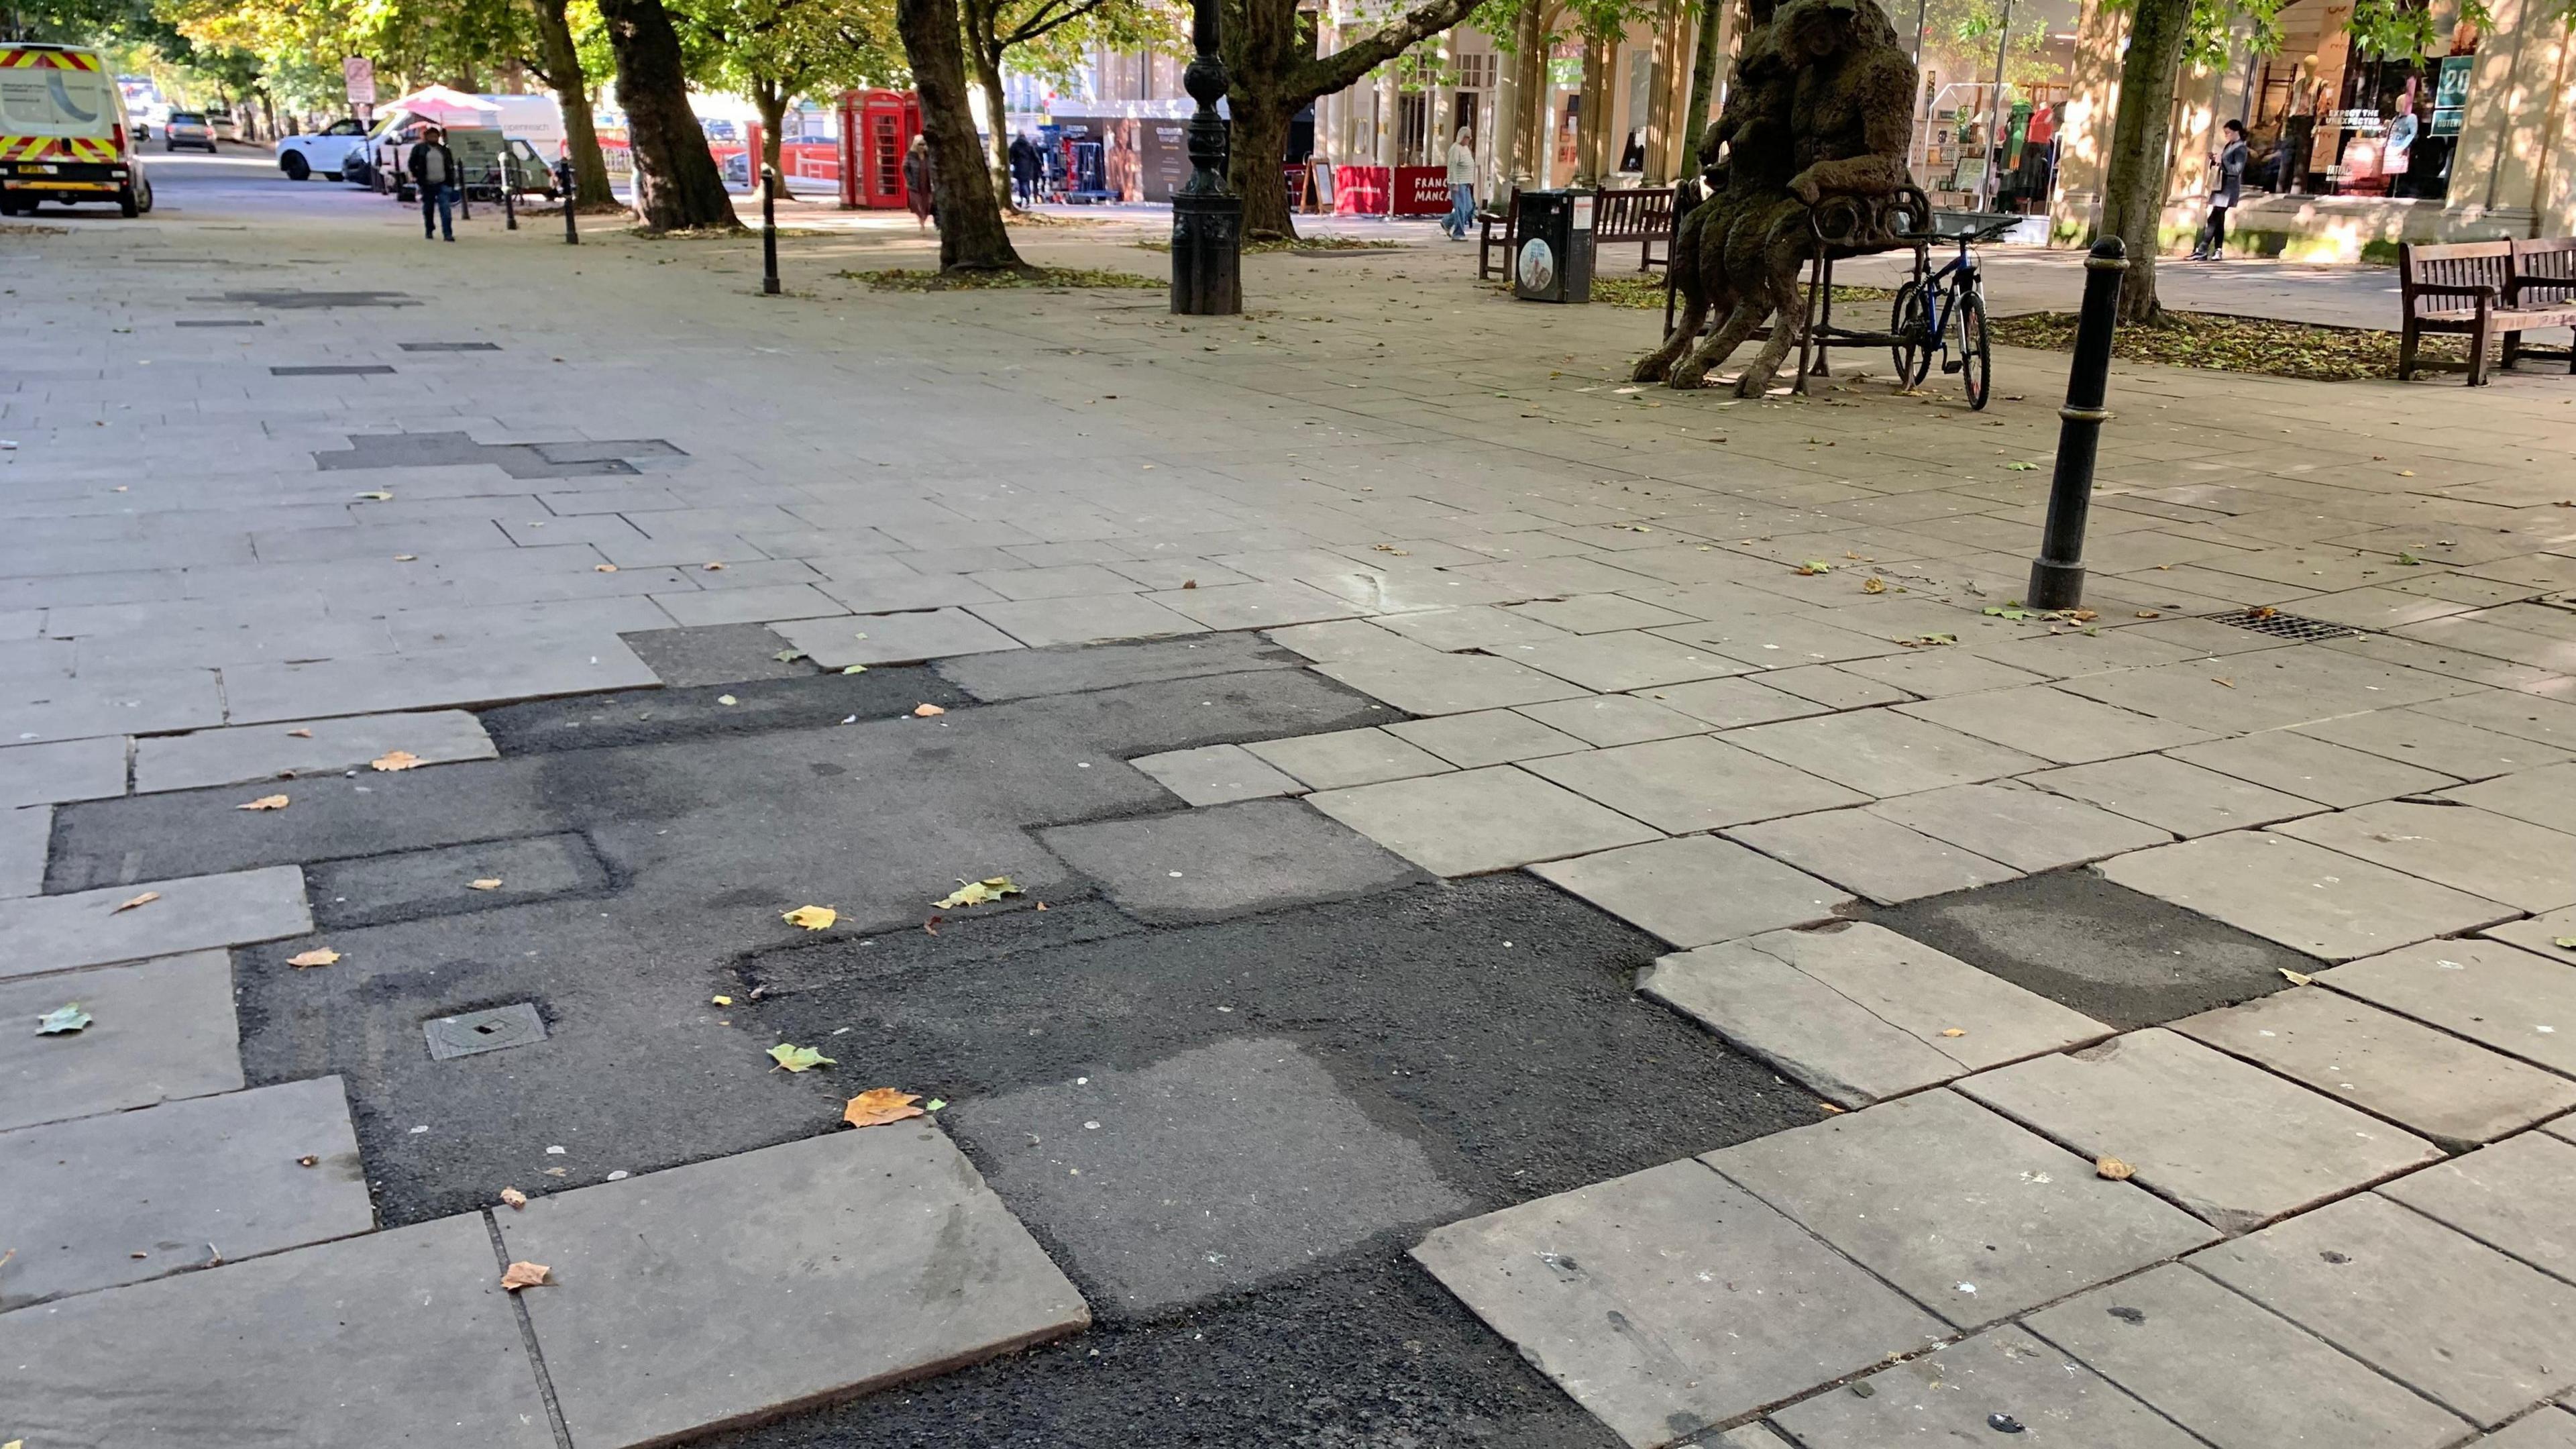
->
{"left": 2173, "top": 1250, "right": 2490, "bottom": 1434}
{"left": 481, "top": 1206, "right": 574, "bottom": 1449}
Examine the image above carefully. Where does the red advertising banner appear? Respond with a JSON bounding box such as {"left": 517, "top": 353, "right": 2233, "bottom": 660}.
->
{"left": 1393, "top": 165, "right": 1451, "bottom": 215}
{"left": 1332, "top": 164, "right": 1388, "bottom": 215}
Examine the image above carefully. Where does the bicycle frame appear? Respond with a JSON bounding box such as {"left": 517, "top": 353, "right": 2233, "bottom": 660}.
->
{"left": 1911, "top": 237, "right": 1983, "bottom": 358}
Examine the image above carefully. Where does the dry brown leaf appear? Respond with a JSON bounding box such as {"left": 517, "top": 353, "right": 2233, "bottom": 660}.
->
{"left": 924, "top": 914, "right": 943, "bottom": 935}
{"left": 843, "top": 1087, "right": 927, "bottom": 1129}
{"left": 594, "top": 563, "right": 619, "bottom": 573}
{"left": 296, "top": 1155, "right": 319, "bottom": 1167}
{"left": 286, "top": 728, "right": 314, "bottom": 739}
{"left": 702, "top": 561, "right": 725, "bottom": 571}
{"left": 286, "top": 948, "right": 340, "bottom": 969}
{"left": 370, "top": 750, "right": 423, "bottom": 771}
{"left": 1817, "top": 1102, "right": 1845, "bottom": 1114}
{"left": 2211, "top": 678, "right": 2235, "bottom": 689}
{"left": 1939, "top": 1027, "right": 1967, "bottom": 1038}
{"left": 113, "top": 891, "right": 160, "bottom": 914}
{"left": 237, "top": 794, "right": 290, "bottom": 811}
{"left": 469, "top": 878, "right": 502, "bottom": 891}
{"left": 2281, "top": 968, "right": 2315, "bottom": 986}
{"left": 912, "top": 703, "right": 947, "bottom": 717}
{"left": 2096, "top": 1155, "right": 2134, "bottom": 1181}
{"left": 500, "top": 1260, "right": 551, "bottom": 1291}
{"left": 2135, "top": 610, "right": 2162, "bottom": 619}
{"left": 498, "top": 1187, "right": 529, "bottom": 1210}
{"left": 1861, "top": 576, "right": 1887, "bottom": 595}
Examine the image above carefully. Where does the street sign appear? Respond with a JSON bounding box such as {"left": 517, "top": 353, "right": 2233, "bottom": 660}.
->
{"left": 342, "top": 56, "right": 375, "bottom": 107}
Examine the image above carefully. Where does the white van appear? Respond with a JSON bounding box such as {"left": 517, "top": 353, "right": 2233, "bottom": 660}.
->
{"left": 0, "top": 42, "right": 152, "bottom": 216}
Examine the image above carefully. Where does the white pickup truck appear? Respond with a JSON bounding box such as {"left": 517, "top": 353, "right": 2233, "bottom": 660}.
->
{"left": 274, "top": 117, "right": 371, "bottom": 181}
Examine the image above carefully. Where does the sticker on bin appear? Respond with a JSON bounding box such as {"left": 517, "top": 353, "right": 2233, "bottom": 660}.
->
{"left": 1572, "top": 196, "right": 1594, "bottom": 231}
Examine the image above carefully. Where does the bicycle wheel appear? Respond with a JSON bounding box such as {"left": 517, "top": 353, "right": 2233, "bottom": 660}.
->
{"left": 1957, "top": 287, "right": 1992, "bottom": 411}
{"left": 1890, "top": 282, "right": 1931, "bottom": 387}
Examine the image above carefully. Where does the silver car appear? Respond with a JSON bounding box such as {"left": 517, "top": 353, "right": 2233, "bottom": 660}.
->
{"left": 163, "top": 111, "right": 217, "bottom": 153}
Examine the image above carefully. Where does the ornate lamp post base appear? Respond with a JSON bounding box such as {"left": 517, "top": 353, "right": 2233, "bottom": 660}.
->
{"left": 1170, "top": 0, "right": 1242, "bottom": 316}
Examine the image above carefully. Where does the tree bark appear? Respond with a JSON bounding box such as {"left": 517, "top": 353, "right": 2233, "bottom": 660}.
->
{"left": 1680, "top": 0, "right": 1723, "bottom": 164}
{"left": 596, "top": 0, "right": 741, "bottom": 229}
{"left": 1574, "top": 30, "right": 1606, "bottom": 184}
{"left": 1509, "top": 0, "right": 1546, "bottom": 187}
{"left": 897, "top": 0, "right": 1026, "bottom": 270}
{"left": 2100, "top": 0, "right": 2190, "bottom": 323}
{"left": 1232, "top": 89, "right": 1297, "bottom": 239}
{"left": 752, "top": 78, "right": 792, "bottom": 199}
{"left": 531, "top": 0, "right": 614, "bottom": 205}
{"left": 968, "top": 34, "right": 1015, "bottom": 207}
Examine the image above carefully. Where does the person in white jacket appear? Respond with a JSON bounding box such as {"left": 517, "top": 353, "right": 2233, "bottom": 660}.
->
{"left": 1442, "top": 127, "right": 1477, "bottom": 239}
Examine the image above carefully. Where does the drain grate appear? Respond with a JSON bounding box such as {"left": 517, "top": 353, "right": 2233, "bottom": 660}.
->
{"left": 271, "top": 364, "right": 396, "bottom": 376}
{"left": 424, "top": 1003, "right": 547, "bottom": 1060}
{"left": 399, "top": 341, "right": 501, "bottom": 352}
{"left": 2211, "top": 608, "right": 2362, "bottom": 643}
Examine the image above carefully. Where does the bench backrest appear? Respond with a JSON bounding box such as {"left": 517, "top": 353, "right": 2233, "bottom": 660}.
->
{"left": 1593, "top": 186, "right": 1676, "bottom": 239}
{"left": 2399, "top": 240, "right": 2513, "bottom": 315}
{"left": 2511, "top": 237, "right": 2576, "bottom": 308}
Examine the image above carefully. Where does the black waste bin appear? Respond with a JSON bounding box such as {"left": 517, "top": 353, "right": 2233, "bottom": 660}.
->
{"left": 1511, "top": 189, "right": 1593, "bottom": 303}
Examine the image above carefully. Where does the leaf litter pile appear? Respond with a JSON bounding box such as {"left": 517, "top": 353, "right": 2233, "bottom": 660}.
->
{"left": 841, "top": 266, "right": 1165, "bottom": 292}
{"left": 1988, "top": 309, "right": 2467, "bottom": 382}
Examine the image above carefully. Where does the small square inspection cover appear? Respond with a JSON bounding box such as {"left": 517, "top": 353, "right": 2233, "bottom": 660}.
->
{"left": 424, "top": 1003, "right": 547, "bottom": 1061}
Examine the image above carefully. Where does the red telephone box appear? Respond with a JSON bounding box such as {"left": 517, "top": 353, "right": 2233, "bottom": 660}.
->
{"left": 837, "top": 89, "right": 921, "bottom": 210}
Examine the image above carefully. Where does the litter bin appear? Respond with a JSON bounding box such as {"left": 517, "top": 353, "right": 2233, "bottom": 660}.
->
{"left": 1512, "top": 189, "right": 1594, "bottom": 303}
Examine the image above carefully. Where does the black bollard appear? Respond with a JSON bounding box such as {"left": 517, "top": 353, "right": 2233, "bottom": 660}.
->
{"left": 504, "top": 154, "right": 518, "bottom": 231}
{"left": 557, "top": 160, "right": 580, "bottom": 246}
{"left": 2025, "top": 236, "right": 2127, "bottom": 610}
{"left": 761, "top": 164, "right": 781, "bottom": 296}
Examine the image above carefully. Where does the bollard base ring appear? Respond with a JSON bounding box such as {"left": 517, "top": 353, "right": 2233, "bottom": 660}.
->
{"left": 2026, "top": 559, "right": 2086, "bottom": 611}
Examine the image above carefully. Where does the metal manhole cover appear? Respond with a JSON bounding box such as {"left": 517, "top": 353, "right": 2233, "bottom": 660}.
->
{"left": 400, "top": 341, "right": 501, "bottom": 352}
{"left": 271, "top": 365, "right": 396, "bottom": 376}
{"left": 425, "top": 1003, "right": 547, "bottom": 1060}
{"left": 2211, "top": 608, "right": 2361, "bottom": 642}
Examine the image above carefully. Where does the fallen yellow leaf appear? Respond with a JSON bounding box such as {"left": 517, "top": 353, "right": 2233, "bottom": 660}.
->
{"left": 1939, "top": 1027, "right": 1967, "bottom": 1037}
{"left": 912, "top": 703, "right": 947, "bottom": 717}
{"left": 768, "top": 1042, "right": 835, "bottom": 1072}
{"left": 469, "top": 878, "right": 502, "bottom": 891}
{"left": 237, "top": 794, "right": 290, "bottom": 811}
{"left": 2096, "top": 1155, "right": 2134, "bottom": 1181}
{"left": 371, "top": 750, "right": 423, "bottom": 771}
{"left": 286, "top": 948, "right": 340, "bottom": 968}
{"left": 113, "top": 891, "right": 160, "bottom": 914}
{"left": 843, "top": 1087, "right": 926, "bottom": 1129}
{"left": 782, "top": 905, "right": 838, "bottom": 930}
{"left": 286, "top": 727, "right": 314, "bottom": 738}
{"left": 1817, "top": 1101, "right": 1845, "bottom": 1114}
{"left": 500, "top": 1260, "right": 551, "bottom": 1291}
{"left": 2281, "top": 969, "right": 2314, "bottom": 986}
{"left": 1861, "top": 576, "right": 1886, "bottom": 594}
{"left": 594, "top": 563, "right": 619, "bottom": 573}
{"left": 934, "top": 876, "right": 1024, "bottom": 910}
{"left": 711, "top": 994, "right": 734, "bottom": 1006}
{"left": 499, "top": 1187, "right": 528, "bottom": 1210}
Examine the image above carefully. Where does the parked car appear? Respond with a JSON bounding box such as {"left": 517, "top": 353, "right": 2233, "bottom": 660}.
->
{"left": 0, "top": 42, "right": 153, "bottom": 217}
{"left": 274, "top": 117, "right": 369, "bottom": 180}
{"left": 162, "top": 110, "right": 216, "bottom": 152}
{"left": 209, "top": 112, "right": 239, "bottom": 142}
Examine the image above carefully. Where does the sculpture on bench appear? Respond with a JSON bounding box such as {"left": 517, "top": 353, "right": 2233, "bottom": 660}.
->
{"left": 1634, "top": 0, "right": 1923, "bottom": 395}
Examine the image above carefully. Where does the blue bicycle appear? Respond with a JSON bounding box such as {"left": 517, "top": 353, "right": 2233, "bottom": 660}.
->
{"left": 1888, "top": 213, "right": 2017, "bottom": 411}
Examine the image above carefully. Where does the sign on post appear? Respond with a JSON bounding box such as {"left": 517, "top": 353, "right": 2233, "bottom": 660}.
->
{"left": 343, "top": 56, "right": 375, "bottom": 109}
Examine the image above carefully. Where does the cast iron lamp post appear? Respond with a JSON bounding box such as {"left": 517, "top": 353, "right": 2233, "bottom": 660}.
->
{"left": 1170, "top": 0, "right": 1243, "bottom": 314}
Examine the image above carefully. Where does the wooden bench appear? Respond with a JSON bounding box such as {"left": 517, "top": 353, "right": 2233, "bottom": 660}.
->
{"left": 1477, "top": 189, "right": 1521, "bottom": 282}
{"left": 2399, "top": 238, "right": 2576, "bottom": 384}
{"left": 1479, "top": 184, "right": 1680, "bottom": 281}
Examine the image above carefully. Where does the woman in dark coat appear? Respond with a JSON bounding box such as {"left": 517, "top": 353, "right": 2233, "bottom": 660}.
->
{"left": 902, "top": 134, "right": 935, "bottom": 231}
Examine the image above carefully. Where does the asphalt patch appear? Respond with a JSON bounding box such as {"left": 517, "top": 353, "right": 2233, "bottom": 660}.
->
{"left": 621, "top": 623, "right": 820, "bottom": 688}
{"left": 1868, "top": 869, "right": 2318, "bottom": 1028}
{"left": 309, "top": 431, "right": 685, "bottom": 479}
{"left": 475, "top": 665, "right": 965, "bottom": 755}
{"left": 198, "top": 290, "right": 419, "bottom": 308}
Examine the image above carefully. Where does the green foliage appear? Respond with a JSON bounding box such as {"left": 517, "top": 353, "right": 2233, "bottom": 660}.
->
{"left": 994, "top": 0, "right": 1179, "bottom": 86}
{"left": 678, "top": 0, "right": 905, "bottom": 104}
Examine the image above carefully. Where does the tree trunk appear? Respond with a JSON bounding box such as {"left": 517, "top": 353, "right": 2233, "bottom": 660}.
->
{"left": 1227, "top": 0, "right": 1307, "bottom": 242}
{"left": 969, "top": 36, "right": 1015, "bottom": 207}
{"left": 1231, "top": 90, "right": 1297, "bottom": 240}
{"left": 1680, "top": 0, "right": 1723, "bottom": 164}
{"left": 2100, "top": 0, "right": 2190, "bottom": 323}
{"left": 897, "top": 0, "right": 1026, "bottom": 270}
{"left": 596, "top": 0, "right": 740, "bottom": 229}
{"left": 753, "top": 78, "right": 792, "bottom": 199}
{"left": 1574, "top": 31, "right": 1607, "bottom": 185}
{"left": 1509, "top": 0, "right": 1546, "bottom": 187}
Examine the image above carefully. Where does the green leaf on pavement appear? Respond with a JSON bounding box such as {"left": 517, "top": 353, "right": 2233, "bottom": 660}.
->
{"left": 37, "top": 1003, "right": 92, "bottom": 1035}
{"left": 2554, "top": 936, "right": 2576, "bottom": 949}
{"left": 841, "top": 664, "right": 867, "bottom": 674}
{"left": 773, "top": 649, "right": 806, "bottom": 663}
{"left": 768, "top": 1043, "right": 835, "bottom": 1072}
{"left": 2397, "top": 552, "right": 2423, "bottom": 565}
{"left": 934, "top": 876, "right": 1025, "bottom": 910}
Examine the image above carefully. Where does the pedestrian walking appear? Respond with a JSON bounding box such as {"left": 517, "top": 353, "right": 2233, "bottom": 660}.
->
{"left": 2191, "top": 119, "right": 2247, "bottom": 261}
{"left": 902, "top": 134, "right": 936, "bottom": 233}
{"left": 409, "top": 123, "right": 461, "bottom": 242}
{"left": 1442, "top": 127, "right": 1476, "bottom": 240}
{"left": 1009, "top": 131, "right": 1040, "bottom": 207}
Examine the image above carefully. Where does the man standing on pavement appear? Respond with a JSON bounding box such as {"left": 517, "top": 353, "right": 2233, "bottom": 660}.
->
{"left": 2190, "top": 119, "right": 2247, "bottom": 261}
{"left": 409, "top": 123, "right": 461, "bottom": 242}
{"left": 1009, "top": 131, "right": 1040, "bottom": 207}
{"left": 1441, "top": 126, "right": 1476, "bottom": 240}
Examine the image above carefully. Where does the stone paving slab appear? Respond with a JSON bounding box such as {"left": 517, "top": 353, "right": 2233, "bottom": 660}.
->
{"left": 0, "top": 1211, "right": 554, "bottom": 1448}
{"left": 1385, "top": 706, "right": 1591, "bottom": 768}
{"left": 2174, "top": 987, "right": 2576, "bottom": 1150}
{"left": 2025, "top": 753, "right": 2323, "bottom": 838}
{"left": 775, "top": 607, "right": 1025, "bottom": 667}
{"left": 932, "top": 633, "right": 1298, "bottom": 702}
{"left": 2024, "top": 1262, "right": 2479, "bottom": 1449}
{"left": 2296, "top": 708, "right": 2574, "bottom": 782}
{"left": 2193, "top": 1192, "right": 2576, "bottom": 1427}
{"left": 2319, "top": 939, "right": 2576, "bottom": 1076}
{"left": 1244, "top": 726, "right": 1453, "bottom": 789}
{"left": 221, "top": 639, "right": 662, "bottom": 722}
{"left": 1513, "top": 694, "right": 1711, "bottom": 747}
{"left": 1038, "top": 799, "right": 1426, "bottom": 924}
{"left": 1521, "top": 735, "right": 1868, "bottom": 833}
{"left": 2481, "top": 1408, "right": 2576, "bottom": 1447}
{"left": 1898, "top": 686, "right": 2214, "bottom": 765}
{"left": 1130, "top": 742, "right": 1307, "bottom": 806}
{"left": 1957, "top": 1028, "right": 2442, "bottom": 1234}
{"left": 1726, "top": 806, "right": 2021, "bottom": 904}
{"left": 2443, "top": 762, "right": 2576, "bottom": 834}
{"left": 1729, "top": 709, "right": 2049, "bottom": 798}
{"left": 1532, "top": 835, "right": 1852, "bottom": 948}
{"left": 0, "top": 1075, "right": 372, "bottom": 1308}
{"left": 0, "top": 734, "right": 126, "bottom": 808}
{"left": 1629, "top": 676, "right": 1832, "bottom": 729}
{"left": 1311, "top": 651, "right": 1590, "bottom": 716}
{"left": 976, "top": 592, "right": 1213, "bottom": 647}
{"left": 1872, "top": 782, "right": 2173, "bottom": 873}
{"left": 1758, "top": 663, "right": 1913, "bottom": 710}
{"left": 1768, "top": 1324, "right": 2204, "bottom": 1448}
{"left": 1705, "top": 1089, "right": 2216, "bottom": 1328}
{"left": 1743, "top": 920, "right": 2112, "bottom": 1067}
{"left": 0, "top": 865, "right": 311, "bottom": 981}
{"left": 2275, "top": 801, "right": 2576, "bottom": 913}
{"left": 953, "top": 1037, "right": 1465, "bottom": 1314}
{"left": 2169, "top": 729, "right": 2463, "bottom": 808}
{"left": 1307, "top": 765, "right": 1661, "bottom": 877}
{"left": 1505, "top": 632, "right": 1746, "bottom": 693}
{"left": 2100, "top": 831, "right": 2517, "bottom": 963}
{"left": 2379, "top": 1132, "right": 2576, "bottom": 1285}
{"left": 0, "top": 950, "right": 243, "bottom": 1133}
{"left": 133, "top": 709, "right": 496, "bottom": 794}
{"left": 1, "top": 802, "right": 43, "bottom": 899}
{"left": 2483, "top": 908, "right": 2576, "bottom": 963}
{"left": 1411, "top": 1159, "right": 1947, "bottom": 1448}
{"left": 498, "top": 1125, "right": 1088, "bottom": 1448}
